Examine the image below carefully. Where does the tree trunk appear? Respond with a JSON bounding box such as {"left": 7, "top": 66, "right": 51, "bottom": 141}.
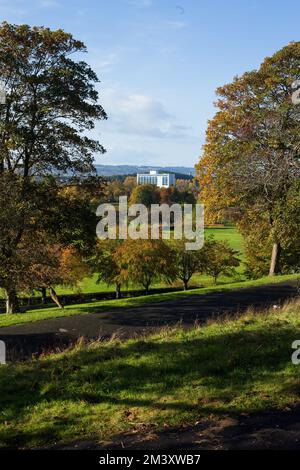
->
{"left": 49, "top": 286, "right": 64, "bottom": 309}
{"left": 40, "top": 287, "right": 47, "bottom": 305}
{"left": 269, "top": 242, "right": 281, "bottom": 276}
{"left": 145, "top": 284, "right": 149, "bottom": 295}
{"left": 115, "top": 284, "right": 121, "bottom": 299}
{"left": 5, "top": 287, "right": 20, "bottom": 314}
{"left": 183, "top": 280, "right": 188, "bottom": 290}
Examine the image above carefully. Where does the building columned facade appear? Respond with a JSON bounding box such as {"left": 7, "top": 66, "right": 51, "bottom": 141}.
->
{"left": 136, "top": 170, "right": 175, "bottom": 188}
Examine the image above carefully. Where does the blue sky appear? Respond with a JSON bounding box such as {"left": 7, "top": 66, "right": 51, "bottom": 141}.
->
{"left": 0, "top": 0, "right": 300, "bottom": 167}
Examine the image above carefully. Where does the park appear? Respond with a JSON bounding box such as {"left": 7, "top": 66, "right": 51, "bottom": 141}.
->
{"left": 0, "top": 0, "right": 299, "bottom": 458}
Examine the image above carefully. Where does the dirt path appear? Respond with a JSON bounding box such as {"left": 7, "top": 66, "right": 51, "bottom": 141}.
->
{"left": 48, "top": 404, "right": 300, "bottom": 450}
{"left": 0, "top": 281, "right": 298, "bottom": 361}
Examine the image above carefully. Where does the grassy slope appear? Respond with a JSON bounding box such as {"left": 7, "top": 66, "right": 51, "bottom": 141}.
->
{"left": 0, "top": 299, "right": 299, "bottom": 448}
{"left": 0, "top": 273, "right": 299, "bottom": 329}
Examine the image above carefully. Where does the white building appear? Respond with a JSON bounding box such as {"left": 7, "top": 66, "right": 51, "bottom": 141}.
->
{"left": 136, "top": 170, "right": 175, "bottom": 188}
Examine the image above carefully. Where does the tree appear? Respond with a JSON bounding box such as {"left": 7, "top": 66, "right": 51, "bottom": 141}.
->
{"left": 197, "top": 42, "right": 300, "bottom": 276}
{"left": 0, "top": 23, "right": 106, "bottom": 176}
{"left": 171, "top": 239, "right": 204, "bottom": 290}
{"left": 274, "top": 182, "right": 300, "bottom": 273}
{"left": 159, "top": 187, "right": 175, "bottom": 205}
{"left": 115, "top": 239, "right": 176, "bottom": 295}
{"left": 0, "top": 174, "right": 44, "bottom": 313}
{"left": 0, "top": 22, "right": 106, "bottom": 312}
{"left": 103, "top": 179, "right": 127, "bottom": 203}
{"left": 52, "top": 182, "right": 99, "bottom": 256}
{"left": 27, "top": 244, "right": 90, "bottom": 309}
{"left": 129, "top": 184, "right": 160, "bottom": 207}
{"left": 243, "top": 181, "right": 300, "bottom": 278}
{"left": 169, "top": 186, "right": 196, "bottom": 205}
{"left": 90, "top": 240, "right": 123, "bottom": 298}
{"left": 202, "top": 237, "right": 240, "bottom": 284}
{"left": 241, "top": 212, "right": 273, "bottom": 279}
{"left": 0, "top": 205, "right": 89, "bottom": 311}
{"left": 0, "top": 174, "right": 98, "bottom": 312}
{"left": 123, "top": 176, "right": 137, "bottom": 194}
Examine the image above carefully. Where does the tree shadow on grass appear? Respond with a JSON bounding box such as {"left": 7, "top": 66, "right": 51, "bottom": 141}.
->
{"left": 0, "top": 320, "right": 299, "bottom": 448}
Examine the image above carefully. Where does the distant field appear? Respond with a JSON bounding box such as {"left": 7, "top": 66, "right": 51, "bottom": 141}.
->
{"left": 56, "top": 226, "right": 245, "bottom": 296}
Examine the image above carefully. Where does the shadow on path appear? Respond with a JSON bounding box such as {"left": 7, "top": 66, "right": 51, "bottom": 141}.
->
{"left": 0, "top": 281, "right": 298, "bottom": 361}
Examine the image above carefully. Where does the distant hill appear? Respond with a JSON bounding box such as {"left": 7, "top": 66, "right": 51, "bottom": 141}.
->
{"left": 105, "top": 172, "right": 193, "bottom": 182}
{"left": 95, "top": 164, "right": 196, "bottom": 177}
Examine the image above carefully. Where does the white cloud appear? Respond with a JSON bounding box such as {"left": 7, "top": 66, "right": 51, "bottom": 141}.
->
{"left": 101, "top": 88, "right": 190, "bottom": 139}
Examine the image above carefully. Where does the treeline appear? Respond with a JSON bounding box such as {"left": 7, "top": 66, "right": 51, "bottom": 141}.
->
{"left": 102, "top": 177, "right": 198, "bottom": 205}
{"left": 90, "top": 237, "right": 239, "bottom": 297}
{"left": 105, "top": 172, "right": 193, "bottom": 182}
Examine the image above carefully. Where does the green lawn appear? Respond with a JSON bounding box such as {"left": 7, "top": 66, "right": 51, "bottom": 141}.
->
{"left": 0, "top": 273, "right": 299, "bottom": 329}
{"left": 205, "top": 226, "right": 244, "bottom": 252}
{"left": 0, "top": 298, "right": 299, "bottom": 449}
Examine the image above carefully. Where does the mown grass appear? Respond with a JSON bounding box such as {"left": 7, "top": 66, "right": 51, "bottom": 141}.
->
{"left": 0, "top": 299, "right": 299, "bottom": 449}
{"left": 0, "top": 273, "right": 299, "bottom": 328}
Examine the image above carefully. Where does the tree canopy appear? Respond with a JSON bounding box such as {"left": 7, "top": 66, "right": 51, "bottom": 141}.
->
{"left": 197, "top": 42, "right": 300, "bottom": 275}
{"left": 0, "top": 22, "right": 106, "bottom": 312}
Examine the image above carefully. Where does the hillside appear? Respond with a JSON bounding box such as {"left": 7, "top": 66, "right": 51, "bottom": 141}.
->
{"left": 0, "top": 298, "right": 299, "bottom": 449}
{"left": 95, "top": 164, "right": 196, "bottom": 177}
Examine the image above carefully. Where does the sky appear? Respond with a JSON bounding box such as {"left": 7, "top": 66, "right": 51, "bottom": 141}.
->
{"left": 0, "top": 0, "right": 300, "bottom": 168}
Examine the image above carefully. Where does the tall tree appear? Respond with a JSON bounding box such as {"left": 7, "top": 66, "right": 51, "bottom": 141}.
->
{"left": 197, "top": 42, "right": 300, "bottom": 275}
{"left": 0, "top": 23, "right": 106, "bottom": 312}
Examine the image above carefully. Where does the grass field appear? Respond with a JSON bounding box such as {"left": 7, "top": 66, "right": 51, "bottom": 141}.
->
{"left": 0, "top": 298, "right": 299, "bottom": 449}
{"left": 0, "top": 273, "right": 299, "bottom": 328}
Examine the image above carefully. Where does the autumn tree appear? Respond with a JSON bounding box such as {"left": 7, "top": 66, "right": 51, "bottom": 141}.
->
{"left": 159, "top": 187, "right": 173, "bottom": 205}
{"left": 103, "top": 180, "right": 127, "bottom": 203}
{"left": 115, "top": 239, "right": 176, "bottom": 295}
{"left": 169, "top": 186, "right": 196, "bottom": 205}
{"left": 123, "top": 176, "right": 137, "bottom": 194}
{"left": 90, "top": 240, "right": 123, "bottom": 298}
{"left": 202, "top": 237, "right": 240, "bottom": 284}
{"left": 171, "top": 239, "right": 205, "bottom": 290}
{"left": 21, "top": 243, "right": 90, "bottom": 309}
{"left": 0, "top": 23, "right": 106, "bottom": 312}
{"left": 243, "top": 181, "right": 300, "bottom": 278}
{"left": 0, "top": 174, "right": 48, "bottom": 312}
{"left": 197, "top": 42, "right": 300, "bottom": 276}
{"left": 129, "top": 184, "right": 160, "bottom": 207}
